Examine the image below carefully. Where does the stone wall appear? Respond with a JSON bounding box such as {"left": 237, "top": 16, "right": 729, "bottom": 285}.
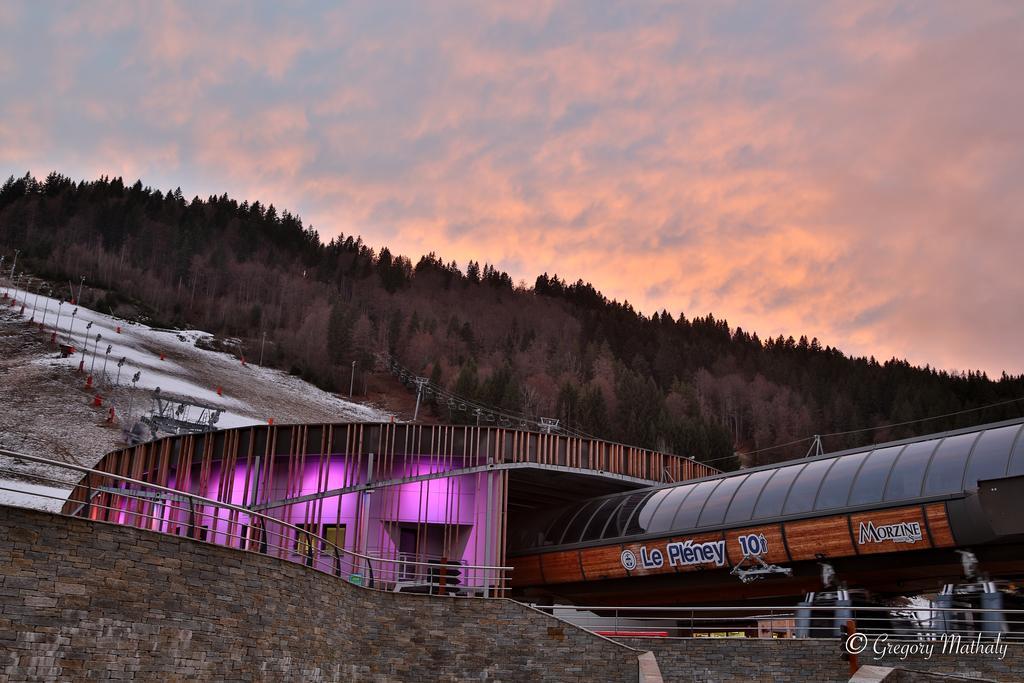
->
{"left": 620, "top": 637, "right": 1023, "bottom": 683}
{"left": 5, "top": 503, "right": 1021, "bottom": 683}
{"left": 0, "top": 505, "right": 642, "bottom": 682}
{"left": 852, "top": 666, "right": 998, "bottom": 682}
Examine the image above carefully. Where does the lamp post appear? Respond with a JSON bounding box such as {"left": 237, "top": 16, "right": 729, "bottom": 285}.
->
{"left": 29, "top": 278, "right": 39, "bottom": 322}
{"left": 54, "top": 299, "right": 64, "bottom": 337}
{"left": 79, "top": 321, "right": 93, "bottom": 371}
{"left": 8, "top": 249, "right": 18, "bottom": 286}
{"left": 127, "top": 371, "right": 141, "bottom": 422}
{"left": 101, "top": 344, "right": 112, "bottom": 385}
{"left": 40, "top": 286, "right": 51, "bottom": 327}
{"left": 115, "top": 357, "right": 126, "bottom": 386}
{"left": 68, "top": 307, "right": 79, "bottom": 346}
{"left": 76, "top": 276, "right": 85, "bottom": 305}
{"left": 90, "top": 332, "right": 102, "bottom": 376}
{"left": 14, "top": 272, "right": 24, "bottom": 313}
{"left": 350, "top": 360, "right": 357, "bottom": 397}
{"left": 413, "top": 377, "right": 428, "bottom": 421}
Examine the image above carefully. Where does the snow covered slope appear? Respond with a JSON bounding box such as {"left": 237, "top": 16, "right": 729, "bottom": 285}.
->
{"left": 0, "top": 283, "right": 391, "bottom": 509}
{"left": 5, "top": 284, "right": 388, "bottom": 429}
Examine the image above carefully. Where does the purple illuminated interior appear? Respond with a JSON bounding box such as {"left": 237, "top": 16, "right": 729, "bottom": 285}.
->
{"left": 146, "top": 452, "right": 502, "bottom": 582}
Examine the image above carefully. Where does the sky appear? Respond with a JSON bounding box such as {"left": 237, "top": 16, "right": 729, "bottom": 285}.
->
{"left": 1, "top": 2, "right": 1022, "bottom": 377}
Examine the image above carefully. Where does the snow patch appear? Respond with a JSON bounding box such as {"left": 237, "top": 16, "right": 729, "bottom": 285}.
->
{"left": 0, "top": 479, "right": 69, "bottom": 512}
{"left": 3, "top": 285, "right": 390, "bottom": 432}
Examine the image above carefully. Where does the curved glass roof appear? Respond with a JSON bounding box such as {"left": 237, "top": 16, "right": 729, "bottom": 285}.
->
{"left": 511, "top": 418, "right": 1024, "bottom": 553}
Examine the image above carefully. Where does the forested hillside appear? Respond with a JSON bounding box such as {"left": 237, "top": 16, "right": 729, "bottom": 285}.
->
{"left": 3, "top": 172, "right": 1022, "bottom": 470}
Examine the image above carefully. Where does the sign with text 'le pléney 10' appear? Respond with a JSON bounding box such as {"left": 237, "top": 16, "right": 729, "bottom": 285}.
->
{"left": 620, "top": 533, "right": 769, "bottom": 572}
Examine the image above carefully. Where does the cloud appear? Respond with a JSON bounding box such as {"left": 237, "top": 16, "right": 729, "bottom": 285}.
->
{"left": 0, "top": 1, "right": 1021, "bottom": 375}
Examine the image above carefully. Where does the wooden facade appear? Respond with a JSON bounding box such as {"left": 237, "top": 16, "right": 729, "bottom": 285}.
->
{"left": 511, "top": 502, "right": 956, "bottom": 586}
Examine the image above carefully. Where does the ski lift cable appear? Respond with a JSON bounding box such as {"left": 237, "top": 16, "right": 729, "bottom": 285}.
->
{"left": 388, "top": 354, "right": 597, "bottom": 438}
{"left": 692, "top": 394, "right": 1024, "bottom": 469}
{"left": 395, "top": 358, "right": 586, "bottom": 435}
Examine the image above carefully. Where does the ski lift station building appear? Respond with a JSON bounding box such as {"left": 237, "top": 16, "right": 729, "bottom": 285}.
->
{"left": 62, "top": 417, "right": 1024, "bottom": 605}
{"left": 63, "top": 422, "right": 716, "bottom": 595}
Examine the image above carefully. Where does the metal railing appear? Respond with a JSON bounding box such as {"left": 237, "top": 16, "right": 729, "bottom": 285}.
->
{"left": 0, "top": 449, "right": 512, "bottom": 597}
{"left": 532, "top": 604, "right": 1024, "bottom": 642}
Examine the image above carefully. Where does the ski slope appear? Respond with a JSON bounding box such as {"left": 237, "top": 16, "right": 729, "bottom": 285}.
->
{"left": 5, "top": 284, "right": 388, "bottom": 428}
{"left": 0, "top": 283, "right": 391, "bottom": 511}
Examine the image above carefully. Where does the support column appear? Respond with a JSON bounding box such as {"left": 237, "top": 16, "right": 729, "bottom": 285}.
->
{"left": 357, "top": 453, "right": 374, "bottom": 584}
{"left": 483, "top": 468, "right": 493, "bottom": 598}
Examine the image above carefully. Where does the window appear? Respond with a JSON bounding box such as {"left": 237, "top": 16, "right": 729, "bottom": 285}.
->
{"left": 783, "top": 459, "right": 836, "bottom": 515}
{"left": 697, "top": 474, "right": 748, "bottom": 527}
{"left": 814, "top": 452, "right": 868, "bottom": 510}
{"left": 323, "top": 524, "right": 347, "bottom": 553}
{"left": 593, "top": 497, "right": 631, "bottom": 540}
{"left": 922, "top": 433, "right": 979, "bottom": 496}
{"left": 294, "top": 523, "right": 319, "bottom": 556}
{"left": 559, "top": 499, "right": 604, "bottom": 544}
{"left": 883, "top": 440, "right": 938, "bottom": 501}
{"left": 580, "top": 499, "right": 616, "bottom": 543}
{"left": 848, "top": 446, "right": 902, "bottom": 506}
{"left": 620, "top": 491, "right": 660, "bottom": 536}
{"left": 963, "top": 426, "right": 1021, "bottom": 489}
{"left": 543, "top": 504, "right": 588, "bottom": 545}
{"left": 1007, "top": 427, "right": 1024, "bottom": 477}
{"left": 753, "top": 465, "right": 805, "bottom": 519}
{"left": 648, "top": 484, "right": 697, "bottom": 533}
{"left": 629, "top": 488, "right": 675, "bottom": 535}
{"left": 669, "top": 479, "right": 723, "bottom": 530}
{"left": 724, "top": 469, "right": 775, "bottom": 523}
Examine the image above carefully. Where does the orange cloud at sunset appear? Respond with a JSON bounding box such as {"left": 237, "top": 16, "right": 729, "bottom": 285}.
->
{"left": 1, "top": 1, "right": 1021, "bottom": 375}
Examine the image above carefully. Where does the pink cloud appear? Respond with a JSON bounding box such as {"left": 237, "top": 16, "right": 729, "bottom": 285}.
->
{"left": 1, "top": 2, "right": 1022, "bottom": 375}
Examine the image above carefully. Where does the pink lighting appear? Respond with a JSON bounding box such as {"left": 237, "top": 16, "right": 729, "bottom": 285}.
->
{"left": 72, "top": 423, "right": 684, "bottom": 592}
